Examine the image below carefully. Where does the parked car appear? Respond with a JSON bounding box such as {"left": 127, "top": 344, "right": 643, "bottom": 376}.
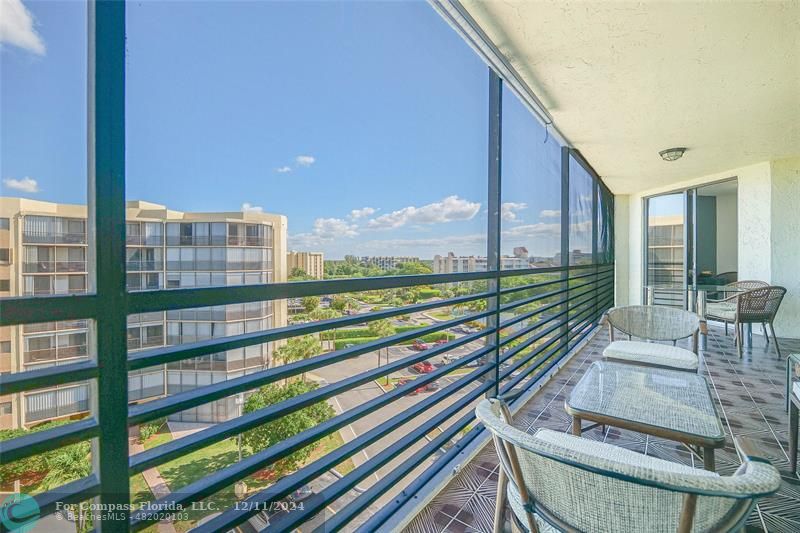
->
{"left": 399, "top": 378, "right": 440, "bottom": 395}
{"left": 434, "top": 338, "right": 448, "bottom": 346}
{"left": 410, "top": 339, "right": 430, "bottom": 351}
{"left": 289, "top": 485, "right": 313, "bottom": 502}
{"left": 442, "top": 353, "right": 458, "bottom": 364}
{"left": 410, "top": 360, "right": 435, "bottom": 373}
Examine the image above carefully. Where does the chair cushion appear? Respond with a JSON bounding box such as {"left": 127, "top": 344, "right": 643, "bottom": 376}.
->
{"left": 603, "top": 340, "right": 699, "bottom": 370}
{"left": 706, "top": 302, "right": 736, "bottom": 321}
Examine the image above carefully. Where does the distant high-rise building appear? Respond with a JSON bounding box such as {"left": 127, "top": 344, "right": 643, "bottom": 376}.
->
{"left": 0, "top": 198, "right": 287, "bottom": 429}
{"left": 513, "top": 246, "right": 529, "bottom": 259}
{"left": 360, "top": 256, "right": 420, "bottom": 270}
{"left": 288, "top": 251, "right": 324, "bottom": 279}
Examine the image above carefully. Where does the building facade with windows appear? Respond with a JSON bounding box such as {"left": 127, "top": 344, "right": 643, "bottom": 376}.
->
{"left": 432, "top": 252, "right": 529, "bottom": 274}
{"left": 359, "top": 256, "right": 420, "bottom": 270}
{"left": 0, "top": 198, "right": 287, "bottom": 429}
{"left": 287, "top": 250, "right": 324, "bottom": 279}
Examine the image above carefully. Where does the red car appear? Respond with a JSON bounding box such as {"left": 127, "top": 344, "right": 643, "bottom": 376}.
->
{"left": 411, "top": 339, "right": 430, "bottom": 351}
{"left": 434, "top": 338, "right": 448, "bottom": 346}
{"left": 410, "top": 360, "right": 435, "bottom": 374}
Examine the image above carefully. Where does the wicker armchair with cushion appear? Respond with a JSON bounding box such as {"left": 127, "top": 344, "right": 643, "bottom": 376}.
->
{"left": 706, "top": 280, "right": 769, "bottom": 336}
{"left": 708, "top": 286, "right": 786, "bottom": 359}
{"left": 476, "top": 398, "right": 780, "bottom": 533}
{"left": 603, "top": 305, "right": 701, "bottom": 372}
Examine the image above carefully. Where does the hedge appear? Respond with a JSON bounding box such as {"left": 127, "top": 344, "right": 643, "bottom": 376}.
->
{"left": 332, "top": 331, "right": 455, "bottom": 350}
{"left": 321, "top": 323, "right": 431, "bottom": 341}
{"left": 417, "top": 289, "right": 441, "bottom": 299}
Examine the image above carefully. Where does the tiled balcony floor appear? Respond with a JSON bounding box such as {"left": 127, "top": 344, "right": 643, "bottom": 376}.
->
{"left": 404, "top": 325, "right": 800, "bottom": 533}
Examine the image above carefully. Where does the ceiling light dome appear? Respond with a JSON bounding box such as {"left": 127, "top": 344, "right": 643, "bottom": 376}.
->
{"left": 659, "top": 147, "right": 687, "bottom": 161}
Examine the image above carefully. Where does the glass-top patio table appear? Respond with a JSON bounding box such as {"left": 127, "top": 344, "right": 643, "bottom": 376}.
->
{"left": 643, "top": 283, "right": 749, "bottom": 348}
{"left": 565, "top": 361, "right": 726, "bottom": 470}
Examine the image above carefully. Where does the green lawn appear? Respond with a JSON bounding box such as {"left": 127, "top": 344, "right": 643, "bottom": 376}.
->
{"left": 428, "top": 309, "right": 454, "bottom": 321}
{"left": 137, "top": 427, "right": 352, "bottom": 531}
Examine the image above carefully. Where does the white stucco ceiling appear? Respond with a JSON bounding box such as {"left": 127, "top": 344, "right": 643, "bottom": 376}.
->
{"left": 462, "top": 1, "right": 800, "bottom": 194}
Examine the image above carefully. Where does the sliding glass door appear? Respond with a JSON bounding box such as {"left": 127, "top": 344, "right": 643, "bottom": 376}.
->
{"left": 644, "top": 192, "right": 688, "bottom": 307}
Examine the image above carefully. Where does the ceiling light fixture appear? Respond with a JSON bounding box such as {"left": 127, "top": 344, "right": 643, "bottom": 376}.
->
{"left": 659, "top": 147, "right": 686, "bottom": 162}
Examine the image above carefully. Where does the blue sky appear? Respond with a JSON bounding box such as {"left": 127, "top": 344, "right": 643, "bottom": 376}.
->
{"left": 2, "top": 0, "right": 569, "bottom": 259}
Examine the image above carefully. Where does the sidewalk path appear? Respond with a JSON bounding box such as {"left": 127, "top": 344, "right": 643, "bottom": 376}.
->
{"left": 130, "top": 438, "right": 177, "bottom": 533}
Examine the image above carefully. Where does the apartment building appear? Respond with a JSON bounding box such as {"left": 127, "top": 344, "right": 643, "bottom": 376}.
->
{"left": 360, "top": 256, "right": 420, "bottom": 270}
{"left": 287, "top": 250, "right": 324, "bottom": 279}
{"left": 432, "top": 252, "right": 529, "bottom": 274}
{"left": 0, "top": 198, "right": 287, "bottom": 429}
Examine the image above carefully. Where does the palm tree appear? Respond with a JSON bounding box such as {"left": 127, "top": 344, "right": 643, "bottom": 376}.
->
{"left": 368, "top": 319, "right": 397, "bottom": 385}
{"left": 40, "top": 442, "right": 92, "bottom": 532}
{"left": 309, "top": 307, "right": 342, "bottom": 350}
{"left": 273, "top": 334, "right": 323, "bottom": 382}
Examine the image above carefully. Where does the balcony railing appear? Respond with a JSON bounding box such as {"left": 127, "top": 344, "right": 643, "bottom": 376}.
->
{"left": 22, "top": 232, "right": 88, "bottom": 245}
{"left": 0, "top": 263, "right": 613, "bottom": 531}
{"left": 23, "top": 261, "right": 87, "bottom": 273}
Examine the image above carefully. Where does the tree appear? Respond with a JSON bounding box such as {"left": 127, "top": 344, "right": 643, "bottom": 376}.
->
{"left": 242, "top": 381, "right": 335, "bottom": 478}
{"left": 367, "top": 319, "right": 396, "bottom": 384}
{"left": 289, "top": 267, "right": 313, "bottom": 281}
{"left": 273, "top": 334, "right": 323, "bottom": 381}
{"left": 331, "top": 295, "right": 358, "bottom": 313}
{"left": 393, "top": 262, "right": 432, "bottom": 275}
{"left": 301, "top": 296, "right": 320, "bottom": 313}
{"left": 40, "top": 442, "right": 92, "bottom": 532}
{"left": 309, "top": 308, "right": 342, "bottom": 350}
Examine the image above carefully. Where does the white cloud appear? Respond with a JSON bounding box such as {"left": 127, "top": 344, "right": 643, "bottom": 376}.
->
{"left": 539, "top": 209, "right": 561, "bottom": 219}
{"left": 349, "top": 207, "right": 377, "bottom": 220}
{"left": 275, "top": 166, "right": 292, "bottom": 174}
{"left": 241, "top": 202, "right": 263, "bottom": 213}
{"left": 358, "top": 233, "right": 485, "bottom": 249}
{"left": 295, "top": 155, "right": 315, "bottom": 167}
{"left": 289, "top": 217, "right": 358, "bottom": 248}
{"left": 503, "top": 222, "right": 561, "bottom": 239}
{"left": 3, "top": 176, "right": 39, "bottom": 193}
{"left": 0, "top": 0, "right": 45, "bottom": 55}
{"left": 501, "top": 202, "right": 527, "bottom": 221}
{"left": 367, "top": 195, "right": 481, "bottom": 230}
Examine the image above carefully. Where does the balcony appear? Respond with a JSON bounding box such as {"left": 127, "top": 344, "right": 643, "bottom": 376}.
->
{"left": 0, "top": 1, "right": 798, "bottom": 532}
{"left": 404, "top": 328, "right": 800, "bottom": 533}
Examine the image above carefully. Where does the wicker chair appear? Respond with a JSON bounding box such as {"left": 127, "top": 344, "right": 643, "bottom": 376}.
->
{"left": 604, "top": 305, "right": 701, "bottom": 372}
{"left": 733, "top": 287, "right": 786, "bottom": 359}
{"left": 706, "top": 280, "right": 769, "bottom": 336}
{"left": 476, "top": 398, "right": 780, "bottom": 533}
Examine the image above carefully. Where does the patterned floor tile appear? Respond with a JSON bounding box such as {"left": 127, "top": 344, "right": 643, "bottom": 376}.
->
{"left": 402, "top": 326, "right": 800, "bottom": 533}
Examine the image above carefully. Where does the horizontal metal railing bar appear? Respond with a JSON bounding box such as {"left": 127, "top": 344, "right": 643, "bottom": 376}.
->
{"left": 500, "top": 296, "right": 612, "bottom": 394}
{"left": 498, "top": 281, "right": 611, "bottom": 349}
{"left": 357, "top": 421, "right": 486, "bottom": 533}
{"left": 215, "top": 296, "right": 613, "bottom": 532}
{"left": 498, "top": 271, "right": 612, "bottom": 314}
{"left": 498, "top": 299, "right": 594, "bottom": 366}
{"left": 125, "top": 263, "right": 612, "bottom": 314}
{"left": 497, "top": 262, "right": 613, "bottom": 279}
{"left": 127, "top": 271, "right": 495, "bottom": 314}
{"left": 498, "top": 294, "right": 570, "bottom": 332}
{"left": 498, "top": 277, "right": 593, "bottom": 314}
{"left": 319, "top": 409, "right": 477, "bottom": 533}
{"left": 0, "top": 417, "right": 99, "bottom": 464}
{"left": 0, "top": 359, "right": 99, "bottom": 396}
{"left": 127, "top": 290, "right": 493, "bottom": 371}
{"left": 499, "top": 298, "right": 604, "bottom": 386}
{"left": 128, "top": 310, "right": 493, "bottom": 425}
{"left": 358, "top": 298, "right": 613, "bottom": 533}
{"left": 130, "top": 331, "right": 493, "bottom": 472}
{"left": 130, "top": 349, "right": 494, "bottom": 530}
{"left": 195, "top": 367, "right": 493, "bottom": 533}
{"left": 497, "top": 266, "right": 611, "bottom": 297}
{"left": 0, "top": 293, "right": 98, "bottom": 327}
{"left": 2, "top": 474, "right": 101, "bottom": 533}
